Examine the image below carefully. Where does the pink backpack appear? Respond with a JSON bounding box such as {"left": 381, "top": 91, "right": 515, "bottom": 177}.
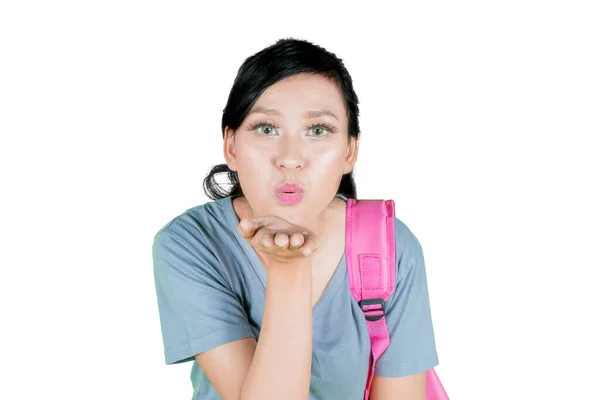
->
{"left": 345, "top": 198, "right": 449, "bottom": 400}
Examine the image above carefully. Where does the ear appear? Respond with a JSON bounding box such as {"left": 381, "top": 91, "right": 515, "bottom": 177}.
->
{"left": 223, "top": 126, "right": 238, "bottom": 171}
{"left": 343, "top": 135, "right": 358, "bottom": 174}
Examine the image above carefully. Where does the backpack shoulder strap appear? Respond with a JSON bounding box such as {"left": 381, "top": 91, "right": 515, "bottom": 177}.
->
{"left": 346, "top": 198, "right": 396, "bottom": 306}
{"left": 345, "top": 198, "right": 396, "bottom": 400}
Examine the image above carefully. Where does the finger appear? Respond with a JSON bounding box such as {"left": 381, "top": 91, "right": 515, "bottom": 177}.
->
{"left": 237, "top": 219, "right": 256, "bottom": 239}
{"left": 289, "top": 232, "right": 305, "bottom": 249}
{"left": 237, "top": 219, "right": 249, "bottom": 234}
{"left": 260, "top": 234, "right": 274, "bottom": 248}
{"left": 300, "top": 235, "right": 319, "bottom": 256}
{"left": 273, "top": 232, "right": 289, "bottom": 248}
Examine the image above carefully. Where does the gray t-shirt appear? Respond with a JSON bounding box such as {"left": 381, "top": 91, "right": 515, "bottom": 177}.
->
{"left": 152, "top": 194, "right": 439, "bottom": 400}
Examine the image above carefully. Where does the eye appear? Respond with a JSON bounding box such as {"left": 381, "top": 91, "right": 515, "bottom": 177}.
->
{"left": 308, "top": 123, "right": 336, "bottom": 137}
{"left": 246, "top": 121, "right": 279, "bottom": 136}
{"left": 257, "top": 124, "right": 275, "bottom": 136}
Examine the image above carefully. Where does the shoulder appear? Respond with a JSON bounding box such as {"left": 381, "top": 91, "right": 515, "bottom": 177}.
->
{"left": 153, "top": 197, "right": 230, "bottom": 245}
{"left": 152, "top": 197, "right": 237, "bottom": 277}
{"left": 391, "top": 216, "right": 427, "bottom": 285}
{"left": 393, "top": 216, "right": 423, "bottom": 260}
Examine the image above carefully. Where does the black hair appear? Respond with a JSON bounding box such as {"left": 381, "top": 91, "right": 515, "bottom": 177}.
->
{"left": 202, "top": 37, "right": 361, "bottom": 200}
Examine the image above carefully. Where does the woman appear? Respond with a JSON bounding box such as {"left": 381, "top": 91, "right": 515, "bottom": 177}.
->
{"left": 153, "top": 37, "right": 439, "bottom": 400}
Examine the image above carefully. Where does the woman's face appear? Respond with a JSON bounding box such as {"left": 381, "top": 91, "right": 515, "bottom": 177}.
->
{"left": 223, "top": 72, "right": 358, "bottom": 228}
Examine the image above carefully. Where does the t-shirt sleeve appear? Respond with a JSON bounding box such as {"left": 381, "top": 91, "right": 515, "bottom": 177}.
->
{"left": 374, "top": 224, "right": 439, "bottom": 377}
{"left": 152, "top": 225, "right": 255, "bottom": 365}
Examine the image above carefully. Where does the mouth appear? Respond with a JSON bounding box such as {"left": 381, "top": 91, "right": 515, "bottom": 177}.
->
{"left": 275, "top": 183, "right": 304, "bottom": 204}
{"left": 276, "top": 183, "right": 304, "bottom": 194}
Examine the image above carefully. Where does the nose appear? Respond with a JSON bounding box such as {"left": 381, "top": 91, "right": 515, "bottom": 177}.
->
{"left": 275, "top": 135, "right": 305, "bottom": 170}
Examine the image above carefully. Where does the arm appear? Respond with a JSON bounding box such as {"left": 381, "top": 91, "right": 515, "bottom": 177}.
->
{"left": 369, "top": 372, "right": 427, "bottom": 400}
{"left": 195, "top": 260, "right": 313, "bottom": 400}
{"left": 194, "top": 338, "right": 256, "bottom": 399}
{"left": 242, "top": 262, "right": 313, "bottom": 399}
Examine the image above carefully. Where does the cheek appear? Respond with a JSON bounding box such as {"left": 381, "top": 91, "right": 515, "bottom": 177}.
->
{"left": 236, "top": 139, "right": 270, "bottom": 166}
{"left": 234, "top": 140, "right": 270, "bottom": 190}
{"left": 311, "top": 146, "right": 347, "bottom": 169}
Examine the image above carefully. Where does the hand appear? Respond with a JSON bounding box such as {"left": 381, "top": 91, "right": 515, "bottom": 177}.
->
{"left": 237, "top": 216, "right": 320, "bottom": 266}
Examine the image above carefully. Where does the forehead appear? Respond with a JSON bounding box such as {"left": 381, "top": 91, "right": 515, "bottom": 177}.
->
{"left": 250, "top": 73, "right": 346, "bottom": 119}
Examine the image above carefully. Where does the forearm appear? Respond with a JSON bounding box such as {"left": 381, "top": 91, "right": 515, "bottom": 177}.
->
{"left": 241, "top": 261, "right": 313, "bottom": 400}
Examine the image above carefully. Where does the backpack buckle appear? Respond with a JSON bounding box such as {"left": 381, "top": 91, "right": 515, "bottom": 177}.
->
{"left": 358, "top": 298, "right": 385, "bottom": 322}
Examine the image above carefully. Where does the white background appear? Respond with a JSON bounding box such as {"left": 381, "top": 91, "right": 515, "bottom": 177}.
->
{"left": 1, "top": 1, "right": 598, "bottom": 399}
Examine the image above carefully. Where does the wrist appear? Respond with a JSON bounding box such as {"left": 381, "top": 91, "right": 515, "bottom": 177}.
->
{"left": 266, "top": 259, "right": 312, "bottom": 283}
{"left": 261, "top": 253, "right": 312, "bottom": 270}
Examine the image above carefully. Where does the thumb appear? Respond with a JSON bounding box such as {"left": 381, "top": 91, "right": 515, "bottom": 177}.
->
{"left": 237, "top": 218, "right": 257, "bottom": 239}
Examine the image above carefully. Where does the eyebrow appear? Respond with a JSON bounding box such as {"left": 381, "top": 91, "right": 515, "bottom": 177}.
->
{"left": 248, "top": 106, "right": 339, "bottom": 121}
